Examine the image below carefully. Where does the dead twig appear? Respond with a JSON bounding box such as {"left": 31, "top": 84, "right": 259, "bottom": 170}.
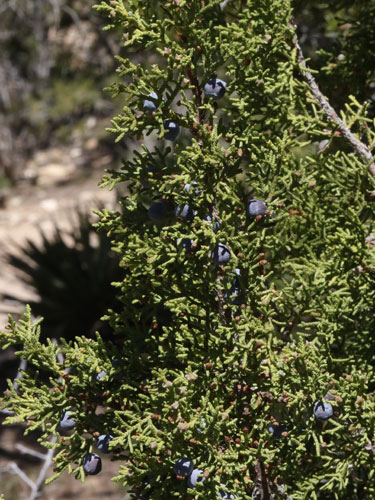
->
{"left": 254, "top": 459, "right": 272, "bottom": 500}
{"left": 15, "top": 444, "right": 46, "bottom": 461}
{"left": 0, "top": 409, "right": 14, "bottom": 415}
{"left": 3, "top": 462, "right": 36, "bottom": 490}
{"left": 28, "top": 436, "right": 57, "bottom": 500}
{"left": 0, "top": 436, "right": 57, "bottom": 500}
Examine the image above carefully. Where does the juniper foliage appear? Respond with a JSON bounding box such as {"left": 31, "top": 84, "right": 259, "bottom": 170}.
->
{"left": 1, "top": 0, "right": 375, "bottom": 499}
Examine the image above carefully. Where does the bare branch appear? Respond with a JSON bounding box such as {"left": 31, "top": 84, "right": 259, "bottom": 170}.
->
{"left": 28, "top": 436, "right": 57, "bottom": 500}
{"left": 220, "top": 0, "right": 232, "bottom": 10}
{"left": 47, "top": 0, "right": 62, "bottom": 30}
{"left": 15, "top": 444, "right": 47, "bottom": 461}
{"left": 292, "top": 23, "right": 375, "bottom": 179}
{"left": 1, "top": 436, "right": 57, "bottom": 500}
{"left": 3, "top": 462, "right": 36, "bottom": 490}
{"left": 254, "top": 460, "right": 272, "bottom": 500}
{"left": 61, "top": 5, "right": 85, "bottom": 36}
{"left": 186, "top": 65, "right": 205, "bottom": 125}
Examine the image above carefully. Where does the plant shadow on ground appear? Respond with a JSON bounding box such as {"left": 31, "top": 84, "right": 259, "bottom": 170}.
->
{"left": 3, "top": 207, "right": 123, "bottom": 344}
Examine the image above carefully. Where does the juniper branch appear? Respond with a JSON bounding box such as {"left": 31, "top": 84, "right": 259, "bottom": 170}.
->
{"left": 292, "top": 23, "right": 375, "bottom": 180}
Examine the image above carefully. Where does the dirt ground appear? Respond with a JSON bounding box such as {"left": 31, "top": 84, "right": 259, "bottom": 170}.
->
{"left": 0, "top": 145, "right": 132, "bottom": 499}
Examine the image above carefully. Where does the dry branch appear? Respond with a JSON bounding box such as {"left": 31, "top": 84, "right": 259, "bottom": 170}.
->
{"left": 28, "top": 437, "right": 57, "bottom": 500}
{"left": 15, "top": 444, "right": 46, "bottom": 461}
{"left": 292, "top": 23, "right": 375, "bottom": 179}
{"left": 0, "top": 436, "right": 57, "bottom": 500}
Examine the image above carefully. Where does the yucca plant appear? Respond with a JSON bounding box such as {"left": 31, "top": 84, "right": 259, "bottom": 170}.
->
{"left": 3, "top": 208, "right": 122, "bottom": 342}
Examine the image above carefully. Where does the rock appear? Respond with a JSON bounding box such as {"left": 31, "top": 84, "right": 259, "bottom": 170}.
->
{"left": 37, "top": 163, "right": 76, "bottom": 187}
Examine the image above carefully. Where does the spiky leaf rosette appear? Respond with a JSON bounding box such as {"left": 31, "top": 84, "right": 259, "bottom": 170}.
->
{"left": 4, "top": 209, "right": 121, "bottom": 341}
{"left": 1, "top": 0, "right": 375, "bottom": 499}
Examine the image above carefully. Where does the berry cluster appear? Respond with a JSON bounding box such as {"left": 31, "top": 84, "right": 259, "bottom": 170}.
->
{"left": 143, "top": 77, "right": 227, "bottom": 141}
{"left": 142, "top": 80, "right": 270, "bottom": 272}
{"left": 57, "top": 389, "right": 336, "bottom": 483}
{"left": 59, "top": 411, "right": 113, "bottom": 476}
{"left": 173, "top": 457, "right": 234, "bottom": 498}
{"left": 147, "top": 197, "right": 269, "bottom": 268}
{"left": 139, "top": 458, "right": 235, "bottom": 498}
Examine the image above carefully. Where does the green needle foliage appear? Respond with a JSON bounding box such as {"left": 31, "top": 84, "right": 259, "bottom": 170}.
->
{"left": 1, "top": 1, "right": 375, "bottom": 499}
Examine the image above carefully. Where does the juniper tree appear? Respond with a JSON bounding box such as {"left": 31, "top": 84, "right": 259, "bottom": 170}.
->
{"left": 1, "top": 1, "right": 375, "bottom": 499}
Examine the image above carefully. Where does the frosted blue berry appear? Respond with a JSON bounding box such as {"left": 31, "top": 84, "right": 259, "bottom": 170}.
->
{"left": 140, "top": 166, "right": 156, "bottom": 188}
{"left": 59, "top": 410, "right": 76, "bottom": 430}
{"left": 228, "top": 268, "right": 242, "bottom": 304}
{"left": 267, "top": 422, "right": 288, "bottom": 438}
{"left": 187, "top": 469, "right": 205, "bottom": 488}
{"left": 184, "top": 181, "right": 201, "bottom": 195}
{"left": 313, "top": 401, "right": 333, "bottom": 420}
{"left": 218, "top": 484, "right": 235, "bottom": 499}
{"left": 148, "top": 201, "right": 168, "bottom": 222}
{"left": 96, "top": 434, "right": 114, "bottom": 454}
{"left": 247, "top": 199, "right": 267, "bottom": 219}
{"left": 82, "top": 453, "right": 102, "bottom": 475}
{"left": 211, "top": 243, "right": 231, "bottom": 265}
{"left": 163, "top": 120, "right": 180, "bottom": 141}
{"left": 204, "top": 78, "right": 227, "bottom": 99}
{"left": 173, "top": 457, "right": 194, "bottom": 477}
{"left": 143, "top": 92, "right": 158, "bottom": 112}
{"left": 139, "top": 475, "right": 154, "bottom": 499}
{"left": 175, "top": 204, "right": 195, "bottom": 220}
{"left": 94, "top": 370, "right": 107, "bottom": 382}
{"left": 204, "top": 214, "right": 220, "bottom": 233}
{"left": 179, "top": 238, "right": 195, "bottom": 252}
{"left": 197, "top": 417, "right": 206, "bottom": 433}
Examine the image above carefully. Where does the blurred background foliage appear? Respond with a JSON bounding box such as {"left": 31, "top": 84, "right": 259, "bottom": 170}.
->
{"left": 1, "top": 0, "right": 374, "bottom": 183}
{"left": 0, "top": 0, "right": 126, "bottom": 184}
